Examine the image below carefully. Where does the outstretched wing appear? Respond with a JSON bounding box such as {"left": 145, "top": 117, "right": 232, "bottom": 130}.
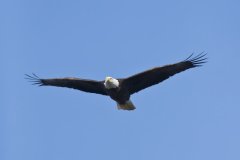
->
{"left": 122, "top": 53, "right": 207, "bottom": 95}
{"left": 25, "top": 74, "right": 108, "bottom": 95}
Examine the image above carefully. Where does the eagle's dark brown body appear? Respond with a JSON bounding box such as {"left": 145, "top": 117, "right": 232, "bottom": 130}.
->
{"left": 105, "top": 81, "right": 130, "bottom": 105}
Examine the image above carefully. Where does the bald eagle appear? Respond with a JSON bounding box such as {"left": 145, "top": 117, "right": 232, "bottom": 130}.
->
{"left": 26, "top": 53, "right": 207, "bottom": 110}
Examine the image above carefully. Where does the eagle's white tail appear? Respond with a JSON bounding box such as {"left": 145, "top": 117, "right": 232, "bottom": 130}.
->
{"left": 117, "top": 100, "right": 136, "bottom": 110}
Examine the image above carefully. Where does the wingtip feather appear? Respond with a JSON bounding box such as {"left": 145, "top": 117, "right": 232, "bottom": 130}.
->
{"left": 184, "top": 52, "right": 208, "bottom": 67}
{"left": 25, "top": 73, "right": 44, "bottom": 86}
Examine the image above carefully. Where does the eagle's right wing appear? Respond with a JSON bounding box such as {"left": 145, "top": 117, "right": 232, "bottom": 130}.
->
{"left": 25, "top": 74, "right": 108, "bottom": 96}
{"left": 122, "top": 53, "right": 207, "bottom": 95}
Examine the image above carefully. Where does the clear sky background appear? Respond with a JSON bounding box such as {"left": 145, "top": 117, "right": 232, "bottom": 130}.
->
{"left": 1, "top": 0, "right": 240, "bottom": 160}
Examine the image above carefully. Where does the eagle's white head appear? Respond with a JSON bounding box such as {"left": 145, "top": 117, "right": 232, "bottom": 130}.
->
{"left": 104, "top": 76, "right": 119, "bottom": 89}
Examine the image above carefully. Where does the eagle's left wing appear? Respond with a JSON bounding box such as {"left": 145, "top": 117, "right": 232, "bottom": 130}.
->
{"left": 122, "top": 53, "right": 207, "bottom": 95}
{"left": 25, "top": 74, "right": 108, "bottom": 95}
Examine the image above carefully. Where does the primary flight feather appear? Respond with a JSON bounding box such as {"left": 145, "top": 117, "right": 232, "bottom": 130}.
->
{"left": 26, "top": 53, "right": 207, "bottom": 110}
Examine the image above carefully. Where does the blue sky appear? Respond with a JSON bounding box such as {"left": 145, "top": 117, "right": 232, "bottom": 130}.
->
{"left": 1, "top": 0, "right": 240, "bottom": 160}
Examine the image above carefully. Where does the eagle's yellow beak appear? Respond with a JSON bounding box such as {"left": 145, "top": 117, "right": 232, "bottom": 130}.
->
{"left": 105, "top": 76, "right": 113, "bottom": 83}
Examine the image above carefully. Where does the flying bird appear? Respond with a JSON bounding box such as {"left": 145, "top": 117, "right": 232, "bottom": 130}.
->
{"left": 26, "top": 53, "right": 207, "bottom": 110}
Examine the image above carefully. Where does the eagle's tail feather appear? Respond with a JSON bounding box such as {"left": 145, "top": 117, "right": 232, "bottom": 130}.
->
{"left": 117, "top": 100, "right": 136, "bottom": 110}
